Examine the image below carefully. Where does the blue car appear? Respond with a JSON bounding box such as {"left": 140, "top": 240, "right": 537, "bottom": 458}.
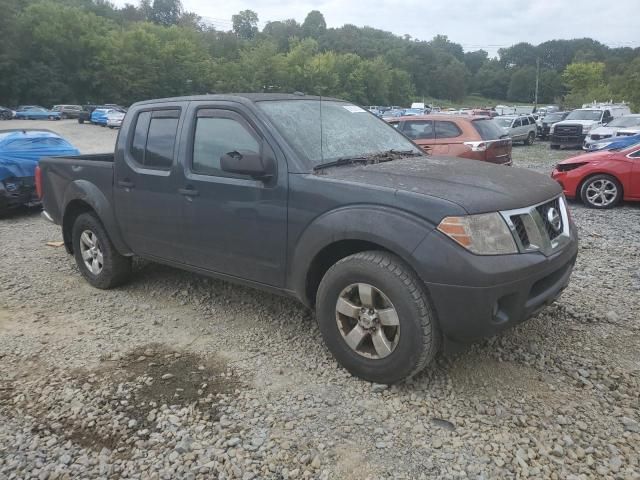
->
{"left": 14, "top": 107, "right": 61, "bottom": 120}
{"left": 90, "top": 108, "right": 112, "bottom": 126}
{"left": 586, "top": 133, "right": 640, "bottom": 151}
{"left": 0, "top": 129, "right": 79, "bottom": 213}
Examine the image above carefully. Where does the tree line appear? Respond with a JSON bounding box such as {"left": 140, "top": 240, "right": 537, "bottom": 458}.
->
{"left": 1, "top": 0, "right": 638, "bottom": 110}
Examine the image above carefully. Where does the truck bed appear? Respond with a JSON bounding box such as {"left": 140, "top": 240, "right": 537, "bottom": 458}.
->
{"left": 39, "top": 153, "right": 115, "bottom": 225}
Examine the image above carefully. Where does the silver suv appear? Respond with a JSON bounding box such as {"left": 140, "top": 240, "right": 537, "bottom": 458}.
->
{"left": 494, "top": 115, "right": 538, "bottom": 145}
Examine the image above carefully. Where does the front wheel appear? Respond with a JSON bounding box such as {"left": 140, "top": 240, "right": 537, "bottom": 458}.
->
{"left": 580, "top": 174, "right": 622, "bottom": 209}
{"left": 72, "top": 212, "right": 132, "bottom": 289}
{"left": 78, "top": 118, "right": 84, "bottom": 124}
{"left": 316, "top": 251, "right": 439, "bottom": 384}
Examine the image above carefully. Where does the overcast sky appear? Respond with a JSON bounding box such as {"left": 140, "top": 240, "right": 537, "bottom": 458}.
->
{"left": 113, "top": 0, "right": 640, "bottom": 57}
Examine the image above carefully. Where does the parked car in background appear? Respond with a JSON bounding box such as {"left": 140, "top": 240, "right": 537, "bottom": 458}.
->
{"left": 78, "top": 105, "right": 99, "bottom": 124}
{"left": 106, "top": 110, "right": 125, "bottom": 129}
{"left": 552, "top": 142, "right": 640, "bottom": 209}
{"left": 0, "top": 107, "right": 15, "bottom": 120}
{"left": 0, "top": 129, "right": 79, "bottom": 214}
{"left": 14, "top": 107, "right": 61, "bottom": 120}
{"left": 550, "top": 104, "right": 631, "bottom": 149}
{"left": 584, "top": 133, "right": 640, "bottom": 152}
{"left": 38, "top": 93, "right": 577, "bottom": 384}
{"left": 583, "top": 114, "right": 640, "bottom": 149}
{"left": 402, "top": 108, "right": 428, "bottom": 116}
{"left": 51, "top": 105, "right": 83, "bottom": 119}
{"left": 79, "top": 105, "right": 126, "bottom": 124}
{"left": 16, "top": 105, "right": 46, "bottom": 112}
{"left": 90, "top": 108, "right": 112, "bottom": 126}
{"left": 538, "top": 111, "right": 569, "bottom": 139}
{"left": 494, "top": 115, "right": 537, "bottom": 145}
{"left": 388, "top": 114, "right": 512, "bottom": 164}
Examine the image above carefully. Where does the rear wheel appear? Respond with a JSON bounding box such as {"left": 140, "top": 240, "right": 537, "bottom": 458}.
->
{"left": 580, "top": 174, "right": 622, "bottom": 209}
{"left": 524, "top": 131, "right": 535, "bottom": 145}
{"left": 550, "top": 144, "right": 560, "bottom": 150}
{"left": 78, "top": 118, "right": 84, "bottom": 124}
{"left": 72, "top": 212, "right": 132, "bottom": 289}
{"left": 316, "top": 251, "right": 439, "bottom": 384}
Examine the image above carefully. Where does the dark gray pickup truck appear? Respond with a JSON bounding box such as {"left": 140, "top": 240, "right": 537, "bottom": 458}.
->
{"left": 38, "top": 94, "right": 578, "bottom": 384}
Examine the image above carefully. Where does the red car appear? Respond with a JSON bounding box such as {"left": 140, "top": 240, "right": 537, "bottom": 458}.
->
{"left": 551, "top": 143, "right": 640, "bottom": 208}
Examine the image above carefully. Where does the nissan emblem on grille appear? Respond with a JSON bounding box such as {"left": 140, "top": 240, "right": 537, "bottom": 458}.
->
{"left": 546, "top": 207, "right": 562, "bottom": 232}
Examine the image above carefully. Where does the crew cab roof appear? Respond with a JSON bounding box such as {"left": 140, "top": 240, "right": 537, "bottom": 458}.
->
{"left": 133, "top": 93, "right": 345, "bottom": 106}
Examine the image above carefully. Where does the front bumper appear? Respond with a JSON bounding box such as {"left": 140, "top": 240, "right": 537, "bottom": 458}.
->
{"left": 413, "top": 219, "right": 579, "bottom": 345}
{"left": 550, "top": 133, "right": 585, "bottom": 148}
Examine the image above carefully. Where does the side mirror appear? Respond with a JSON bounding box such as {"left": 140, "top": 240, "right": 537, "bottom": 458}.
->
{"left": 220, "top": 149, "right": 275, "bottom": 180}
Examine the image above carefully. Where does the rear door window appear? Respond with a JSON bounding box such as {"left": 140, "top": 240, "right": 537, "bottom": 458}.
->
{"left": 435, "top": 121, "right": 462, "bottom": 139}
{"left": 129, "top": 109, "right": 180, "bottom": 169}
{"left": 400, "top": 120, "right": 434, "bottom": 140}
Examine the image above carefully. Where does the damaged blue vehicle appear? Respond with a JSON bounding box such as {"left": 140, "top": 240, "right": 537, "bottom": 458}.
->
{"left": 0, "top": 129, "right": 79, "bottom": 214}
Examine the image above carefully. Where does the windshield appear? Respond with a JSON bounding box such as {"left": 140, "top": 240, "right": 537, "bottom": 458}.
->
{"left": 473, "top": 119, "right": 506, "bottom": 140}
{"left": 544, "top": 113, "right": 565, "bottom": 122}
{"left": 257, "top": 100, "right": 421, "bottom": 166}
{"left": 566, "top": 110, "right": 602, "bottom": 121}
{"left": 607, "top": 116, "right": 640, "bottom": 127}
{"left": 494, "top": 118, "right": 512, "bottom": 128}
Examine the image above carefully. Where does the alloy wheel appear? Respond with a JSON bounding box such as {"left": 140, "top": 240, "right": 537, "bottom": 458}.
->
{"left": 335, "top": 283, "right": 400, "bottom": 359}
{"left": 79, "top": 230, "right": 104, "bottom": 275}
{"left": 585, "top": 179, "right": 617, "bottom": 207}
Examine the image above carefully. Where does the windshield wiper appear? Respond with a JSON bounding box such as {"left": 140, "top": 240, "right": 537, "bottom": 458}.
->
{"left": 313, "top": 149, "right": 422, "bottom": 172}
{"left": 313, "top": 156, "right": 370, "bottom": 171}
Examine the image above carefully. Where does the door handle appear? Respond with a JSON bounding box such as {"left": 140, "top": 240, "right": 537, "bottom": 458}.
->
{"left": 178, "top": 187, "right": 199, "bottom": 197}
{"left": 118, "top": 180, "right": 134, "bottom": 188}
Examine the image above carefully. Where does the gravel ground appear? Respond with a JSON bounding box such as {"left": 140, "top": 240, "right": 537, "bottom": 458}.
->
{"left": 1, "top": 124, "right": 639, "bottom": 479}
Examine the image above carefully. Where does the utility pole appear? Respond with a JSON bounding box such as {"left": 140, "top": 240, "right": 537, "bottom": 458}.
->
{"left": 534, "top": 58, "right": 540, "bottom": 110}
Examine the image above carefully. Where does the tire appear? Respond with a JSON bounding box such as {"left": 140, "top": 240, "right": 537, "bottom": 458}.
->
{"left": 579, "top": 174, "right": 622, "bottom": 209}
{"left": 316, "top": 251, "right": 439, "bottom": 384}
{"left": 78, "top": 118, "right": 84, "bottom": 124}
{"left": 524, "top": 131, "right": 535, "bottom": 145}
{"left": 550, "top": 144, "right": 560, "bottom": 150}
{"left": 72, "top": 212, "right": 132, "bottom": 289}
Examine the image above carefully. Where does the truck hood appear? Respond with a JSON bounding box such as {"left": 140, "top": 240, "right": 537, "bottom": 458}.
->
{"left": 555, "top": 120, "right": 599, "bottom": 130}
{"left": 320, "top": 156, "right": 561, "bottom": 215}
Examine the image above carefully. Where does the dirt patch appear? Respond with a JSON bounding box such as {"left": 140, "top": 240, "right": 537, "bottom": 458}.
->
{"left": 3, "top": 343, "right": 246, "bottom": 454}
{"left": 113, "top": 343, "right": 241, "bottom": 408}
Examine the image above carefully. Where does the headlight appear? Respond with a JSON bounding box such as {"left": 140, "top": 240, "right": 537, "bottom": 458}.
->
{"left": 437, "top": 213, "right": 517, "bottom": 255}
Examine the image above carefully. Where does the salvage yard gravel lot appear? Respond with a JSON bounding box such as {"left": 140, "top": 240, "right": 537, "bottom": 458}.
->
{"left": 1, "top": 120, "right": 639, "bottom": 479}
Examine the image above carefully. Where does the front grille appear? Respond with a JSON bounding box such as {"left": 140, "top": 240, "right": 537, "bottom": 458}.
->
{"left": 535, "top": 198, "right": 563, "bottom": 241}
{"left": 510, "top": 215, "right": 530, "bottom": 248}
{"left": 501, "top": 196, "right": 571, "bottom": 256}
{"left": 555, "top": 124, "right": 582, "bottom": 136}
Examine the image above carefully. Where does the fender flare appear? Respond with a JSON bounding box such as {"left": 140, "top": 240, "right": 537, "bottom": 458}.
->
{"left": 61, "top": 180, "right": 132, "bottom": 255}
{"left": 287, "top": 205, "right": 435, "bottom": 303}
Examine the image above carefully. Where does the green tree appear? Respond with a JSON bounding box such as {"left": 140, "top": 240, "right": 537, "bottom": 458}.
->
{"left": 562, "top": 62, "right": 612, "bottom": 107}
{"left": 302, "top": 10, "right": 326, "bottom": 39}
{"left": 507, "top": 66, "right": 536, "bottom": 102}
{"left": 150, "top": 0, "right": 182, "bottom": 26}
{"left": 232, "top": 9, "right": 259, "bottom": 40}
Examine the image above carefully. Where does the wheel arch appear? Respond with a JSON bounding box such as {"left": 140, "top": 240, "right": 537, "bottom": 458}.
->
{"left": 288, "top": 206, "right": 436, "bottom": 307}
{"left": 61, "top": 180, "right": 132, "bottom": 256}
